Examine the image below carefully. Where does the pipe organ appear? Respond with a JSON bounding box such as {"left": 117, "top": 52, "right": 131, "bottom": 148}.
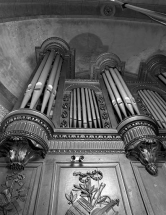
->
{"left": 69, "top": 88, "right": 103, "bottom": 128}
{"left": 138, "top": 90, "right": 166, "bottom": 128}
{"left": 0, "top": 38, "right": 166, "bottom": 176}
{"left": 158, "top": 72, "right": 166, "bottom": 86}
{"left": 21, "top": 50, "right": 63, "bottom": 118}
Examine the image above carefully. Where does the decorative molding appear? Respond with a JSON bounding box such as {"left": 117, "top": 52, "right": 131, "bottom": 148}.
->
{"left": 65, "top": 79, "right": 100, "bottom": 83}
{"left": 48, "top": 140, "right": 125, "bottom": 154}
{"left": 100, "top": 4, "right": 116, "bottom": 17}
{"left": 35, "top": 37, "right": 70, "bottom": 63}
{"left": 138, "top": 54, "right": 166, "bottom": 83}
{"left": 53, "top": 133, "right": 121, "bottom": 140}
{"left": 90, "top": 52, "right": 124, "bottom": 79}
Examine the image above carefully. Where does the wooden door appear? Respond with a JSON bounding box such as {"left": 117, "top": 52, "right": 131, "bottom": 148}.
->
{"left": 0, "top": 155, "right": 166, "bottom": 215}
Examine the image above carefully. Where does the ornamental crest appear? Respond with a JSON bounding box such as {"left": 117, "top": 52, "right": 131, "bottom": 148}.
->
{"left": 65, "top": 170, "right": 120, "bottom": 215}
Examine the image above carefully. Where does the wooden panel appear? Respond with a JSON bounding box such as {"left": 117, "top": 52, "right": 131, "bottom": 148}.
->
{"left": 0, "top": 162, "right": 43, "bottom": 215}
{"left": 50, "top": 162, "right": 133, "bottom": 215}
{"left": 132, "top": 162, "right": 166, "bottom": 215}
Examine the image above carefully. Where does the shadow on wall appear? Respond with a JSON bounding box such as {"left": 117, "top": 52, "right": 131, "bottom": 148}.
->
{"left": 69, "top": 33, "right": 108, "bottom": 78}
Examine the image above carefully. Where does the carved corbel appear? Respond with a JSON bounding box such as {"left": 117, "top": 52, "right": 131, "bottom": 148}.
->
{"left": 117, "top": 115, "right": 162, "bottom": 175}
{"left": 0, "top": 109, "right": 54, "bottom": 170}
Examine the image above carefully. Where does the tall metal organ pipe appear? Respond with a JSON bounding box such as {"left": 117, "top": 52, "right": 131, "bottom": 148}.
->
{"left": 41, "top": 54, "right": 61, "bottom": 113}
{"left": 104, "top": 69, "right": 127, "bottom": 117}
{"left": 103, "top": 67, "right": 140, "bottom": 122}
{"left": 139, "top": 90, "right": 166, "bottom": 128}
{"left": 69, "top": 88, "right": 103, "bottom": 128}
{"left": 30, "top": 50, "right": 55, "bottom": 109}
{"left": 47, "top": 57, "right": 63, "bottom": 117}
{"left": 20, "top": 52, "right": 50, "bottom": 108}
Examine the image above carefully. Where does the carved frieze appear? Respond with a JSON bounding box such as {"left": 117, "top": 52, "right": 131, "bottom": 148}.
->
{"left": 48, "top": 140, "right": 125, "bottom": 154}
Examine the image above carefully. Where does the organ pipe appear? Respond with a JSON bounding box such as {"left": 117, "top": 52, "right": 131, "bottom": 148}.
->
{"left": 69, "top": 91, "right": 73, "bottom": 127}
{"left": 105, "top": 69, "right": 127, "bottom": 117}
{"left": 109, "top": 68, "right": 135, "bottom": 115}
{"left": 144, "top": 90, "right": 166, "bottom": 127}
{"left": 77, "top": 88, "right": 82, "bottom": 128}
{"left": 47, "top": 57, "right": 63, "bottom": 117}
{"left": 30, "top": 50, "right": 55, "bottom": 109}
{"left": 41, "top": 54, "right": 61, "bottom": 113}
{"left": 91, "top": 90, "right": 101, "bottom": 128}
{"left": 162, "top": 72, "right": 166, "bottom": 78}
{"left": 73, "top": 88, "right": 77, "bottom": 127}
{"left": 158, "top": 74, "right": 166, "bottom": 85}
{"left": 114, "top": 68, "right": 140, "bottom": 115}
{"left": 88, "top": 89, "right": 97, "bottom": 128}
{"left": 102, "top": 73, "right": 122, "bottom": 121}
{"left": 138, "top": 90, "right": 163, "bottom": 128}
{"left": 149, "top": 91, "right": 166, "bottom": 116}
{"left": 81, "top": 88, "right": 87, "bottom": 128}
{"left": 85, "top": 88, "right": 92, "bottom": 128}
{"left": 155, "top": 92, "right": 166, "bottom": 107}
{"left": 21, "top": 52, "right": 49, "bottom": 108}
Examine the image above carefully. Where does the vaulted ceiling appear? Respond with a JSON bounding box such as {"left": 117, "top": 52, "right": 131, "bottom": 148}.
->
{"left": 0, "top": 0, "right": 166, "bottom": 112}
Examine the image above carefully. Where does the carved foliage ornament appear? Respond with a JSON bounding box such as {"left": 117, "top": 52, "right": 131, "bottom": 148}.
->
{"left": 0, "top": 172, "right": 27, "bottom": 215}
{"left": 126, "top": 137, "right": 162, "bottom": 175}
{"left": 65, "top": 170, "right": 119, "bottom": 215}
{"left": 0, "top": 136, "right": 45, "bottom": 170}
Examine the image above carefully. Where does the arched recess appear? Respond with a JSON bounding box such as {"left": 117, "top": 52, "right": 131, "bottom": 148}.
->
{"left": 138, "top": 54, "right": 166, "bottom": 85}
{"left": 60, "top": 79, "right": 111, "bottom": 129}
{"left": 35, "top": 37, "right": 71, "bottom": 62}
{"left": 90, "top": 52, "right": 125, "bottom": 80}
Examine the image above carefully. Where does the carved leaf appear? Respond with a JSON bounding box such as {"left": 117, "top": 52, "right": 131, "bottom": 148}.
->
{"left": 97, "top": 196, "right": 107, "bottom": 204}
{"left": 73, "top": 194, "right": 77, "bottom": 202}
{"left": 79, "top": 184, "right": 85, "bottom": 190}
{"left": 65, "top": 193, "right": 71, "bottom": 202}
{"left": 70, "top": 191, "right": 73, "bottom": 199}
{"left": 92, "top": 188, "right": 98, "bottom": 193}
{"left": 72, "top": 188, "right": 80, "bottom": 192}
{"left": 81, "top": 190, "right": 89, "bottom": 195}
{"left": 74, "top": 184, "right": 80, "bottom": 189}
{"left": 80, "top": 194, "right": 88, "bottom": 198}
{"left": 89, "top": 185, "right": 95, "bottom": 193}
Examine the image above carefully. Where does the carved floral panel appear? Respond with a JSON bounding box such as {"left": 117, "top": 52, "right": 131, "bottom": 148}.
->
{"left": 51, "top": 162, "right": 133, "bottom": 215}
